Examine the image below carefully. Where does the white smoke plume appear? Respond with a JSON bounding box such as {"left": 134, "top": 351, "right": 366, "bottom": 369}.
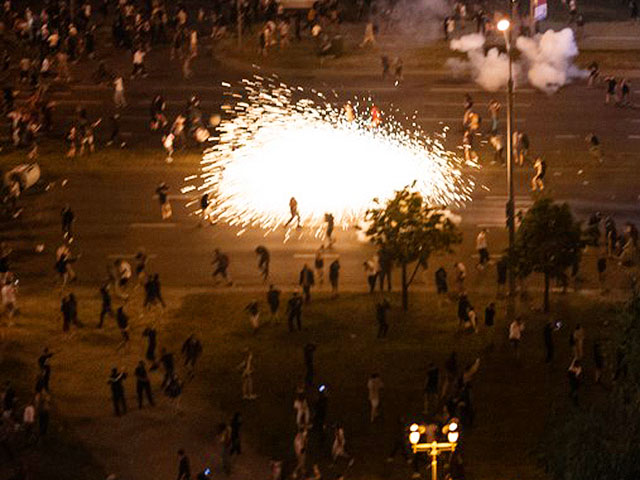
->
{"left": 516, "top": 28, "right": 587, "bottom": 93}
{"left": 448, "top": 28, "right": 585, "bottom": 94}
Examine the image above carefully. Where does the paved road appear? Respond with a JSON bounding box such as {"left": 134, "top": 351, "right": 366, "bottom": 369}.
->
{"left": 3, "top": 36, "right": 640, "bottom": 290}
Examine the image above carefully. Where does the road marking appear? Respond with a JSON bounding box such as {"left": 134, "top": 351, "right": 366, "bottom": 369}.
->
{"left": 555, "top": 134, "right": 578, "bottom": 139}
{"left": 430, "top": 87, "right": 534, "bottom": 93}
{"left": 423, "top": 102, "right": 531, "bottom": 107}
{"left": 417, "top": 116, "right": 526, "bottom": 123}
{"left": 107, "top": 253, "right": 158, "bottom": 259}
{"left": 629, "top": 135, "right": 640, "bottom": 139}
{"left": 130, "top": 223, "right": 177, "bottom": 228}
{"left": 167, "top": 194, "right": 193, "bottom": 200}
{"left": 293, "top": 253, "right": 340, "bottom": 259}
{"left": 484, "top": 195, "right": 532, "bottom": 201}
{"left": 477, "top": 223, "right": 506, "bottom": 228}
{"left": 585, "top": 36, "right": 640, "bottom": 41}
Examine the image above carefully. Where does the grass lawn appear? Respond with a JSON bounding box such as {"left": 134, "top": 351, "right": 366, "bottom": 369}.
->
{"left": 0, "top": 282, "right": 625, "bottom": 479}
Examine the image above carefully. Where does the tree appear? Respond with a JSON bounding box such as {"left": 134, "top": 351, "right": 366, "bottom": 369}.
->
{"left": 542, "top": 296, "right": 640, "bottom": 480}
{"left": 365, "top": 187, "right": 462, "bottom": 311}
{"left": 512, "top": 197, "right": 582, "bottom": 313}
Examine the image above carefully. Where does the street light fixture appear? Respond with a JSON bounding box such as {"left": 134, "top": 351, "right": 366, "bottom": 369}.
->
{"left": 409, "top": 421, "right": 460, "bottom": 480}
{"left": 498, "top": 15, "right": 517, "bottom": 323}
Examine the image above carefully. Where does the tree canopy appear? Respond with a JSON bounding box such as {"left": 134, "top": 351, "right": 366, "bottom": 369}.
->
{"left": 365, "top": 187, "right": 462, "bottom": 310}
{"left": 512, "top": 197, "right": 582, "bottom": 312}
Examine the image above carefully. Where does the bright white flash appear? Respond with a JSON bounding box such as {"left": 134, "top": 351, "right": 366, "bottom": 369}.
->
{"left": 186, "top": 77, "right": 476, "bottom": 237}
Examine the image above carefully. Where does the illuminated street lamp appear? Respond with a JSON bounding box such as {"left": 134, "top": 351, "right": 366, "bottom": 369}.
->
{"left": 409, "top": 421, "right": 460, "bottom": 480}
{"left": 497, "top": 14, "right": 517, "bottom": 323}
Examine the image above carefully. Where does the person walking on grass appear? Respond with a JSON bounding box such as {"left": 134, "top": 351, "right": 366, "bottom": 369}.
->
{"left": 267, "top": 284, "right": 281, "bottom": 321}
{"left": 476, "top": 229, "right": 489, "bottom": 269}
{"left": 509, "top": 317, "right": 525, "bottom": 359}
{"left": 287, "top": 292, "right": 303, "bottom": 332}
{"left": 331, "top": 423, "right": 354, "bottom": 467}
{"left": 135, "top": 360, "right": 154, "bottom": 409}
{"left": 177, "top": 449, "right": 191, "bottom": 480}
{"left": 108, "top": 367, "right": 127, "bottom": 416}
{"left": 116, "top": 306, "right": 130, "bottom": 350}
{"left": 543, "top": 320, "right": 555, "bottom": 363}
{"left": 567, "top": 358, "right": 582, "bottom": 405}
{"left": 376, "top": 298, "right": 391, "bottom": 338}
{"left": 367, "top": 373, "right": 383, "bottom": 422}
{"left": 571, "top": 323, "right": 585, "bottom": 360}
{"left": 238, "top": 349, "right": 257, "bottom": 400}
{"left": 182, "top": 334, "right": 203, "bottom": 375}
{"left": 98, "top": 281, "right": 114, "bottom": 328}
{"left": 299, "top": 264, "right": 315, "bottom": 304}
{"left": 329, "top": 259, "right": 340, "bottom": 297}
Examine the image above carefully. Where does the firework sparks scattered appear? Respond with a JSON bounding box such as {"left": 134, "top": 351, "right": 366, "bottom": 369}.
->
{"left": 184, "top": 76, "right": 477, "bottom": 237}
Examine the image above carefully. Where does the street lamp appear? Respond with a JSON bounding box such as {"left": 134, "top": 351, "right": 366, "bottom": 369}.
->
{"left": 497, "top": 16, "right": 517, "bottom": 322}
{"left": 409, "top": 421, "right": 460, "bottom": 480}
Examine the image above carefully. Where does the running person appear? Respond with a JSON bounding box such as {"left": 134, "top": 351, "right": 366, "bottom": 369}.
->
{"left": 531, "top": 157, "right": 546, "bottom": 192}
{"left": 285, "top": 197, "right": 301, "bottom": 229}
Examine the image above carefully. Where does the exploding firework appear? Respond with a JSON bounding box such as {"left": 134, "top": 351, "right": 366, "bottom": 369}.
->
{"left": 183, "top": 76, "right": 476, "bottom": 237}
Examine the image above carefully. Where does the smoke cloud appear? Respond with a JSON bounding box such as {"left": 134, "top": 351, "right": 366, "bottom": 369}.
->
{"left": 448, "top": 28, "right": 585, "bottom": 94}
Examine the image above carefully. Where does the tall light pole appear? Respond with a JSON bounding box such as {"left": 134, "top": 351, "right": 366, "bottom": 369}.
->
{"left": 497, "top": 17, "right": 516, "bottom": 321}
{"left": 409, "top": 421, "right": 460, "bottom": 480}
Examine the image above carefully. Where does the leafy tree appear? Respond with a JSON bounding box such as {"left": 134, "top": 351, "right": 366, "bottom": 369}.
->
{"left": 512, "top": 197, "right": 582, "bottom": 313}
{"left": 542, "top": 297, "right": 640, "bottom": 480}
{"left": 365, "top": 187, "right": 462, "bottom": 311}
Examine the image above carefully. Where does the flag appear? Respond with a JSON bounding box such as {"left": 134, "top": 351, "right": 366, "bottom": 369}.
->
{"left": 533, "top": 0, "right": 548, "bottom": 21}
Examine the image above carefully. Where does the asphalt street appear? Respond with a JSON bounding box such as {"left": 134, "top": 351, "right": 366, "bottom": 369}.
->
{"left": 3, "top": 42, "right": 640, "bottom": 291}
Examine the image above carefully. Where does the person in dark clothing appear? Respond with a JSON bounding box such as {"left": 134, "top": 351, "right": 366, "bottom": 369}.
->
{"left": 567, "top": 359, "right": 582, "bottom": 405}
{"left": 304, "top": 343, "right": 316, "bottom": 386}
{"left": 2, "top": 381, "right": 16, "bottom": 412}
{"left": 255, "top": 246, "right": 270, "bottom": 281}
{"left": 457, "top": 294, "right": 470, "bottom": 328}
{"left": 267, "top": 284, "right": 281, "bottom": 321}
{"left": 37, "top": 348, "right": 54, "bottom": 392}
{"left": 496, "top": 256, "right": 508, "bottom": 297}
{"left": 314, "top": 387, "right": 328, "bottom": 440}
{"left": 142, "top": 326, "right": 158, "bottom": 367}
{"left": 329, "top": 259, "right": 340, "bottom": 296}
{"left": 378, "top": 250, "right": 392, "bottom": 292}
{"left": 177, "top": 449, "right": 191, "bottom": 480}
{"left": 160, "top": 347, "right": 175, "bottom": 388}
{"left": 182, "top": 334, "right": 203, "bottom": 371}
{"left": 108, "top": 367, "right": 127, "bottom": 416}
{"left": 543, "top": 320, "right": 555, "bottom": 363}
{"left": 594, "top": 341, "right": 604, "bottom": 384}
{"left": 212, "top": 248, "right": 232, "bottom": 285}
{"left": 435, "top": 267, "right": 448, "bottom": 295}
{"left": 60, "top": 295, "right": 74, "bottom": 332}
{"left": 325, "top": 213, "right": 335, "bottom": 246}
{"left": 229, "top": 412, "right": 242, "bottom": 455}
{"left": 98, "top": 282, "right": 114, "bottom": 327}
{"left": 61, "top": 205, "right": 74, "bottom": 240}
{"left": 135, "top": 360, "right": 154, "bottom": 408}
{"left": 116, "top": 307, "right": 130, "bottom": 348}
{"left": 299, "top": 264, "right": 315, "bottom": 304}
{"left": 423, "top": 363, "right": 439, "bottom": 415}
{"left": 107, "top": 113, "right": 126, "bottom": 148}
{"left": 287, "top": 292, "right": 303, "bottom": 332}
{"left": 376, "top": 298, "right": 391, "bottom": 338}
{"left": 484, "top": 302, "right": 496, "bottom": 326}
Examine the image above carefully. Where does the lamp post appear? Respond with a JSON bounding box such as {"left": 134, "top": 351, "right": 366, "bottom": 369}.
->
{"left": 497, "top": 17, "right": 516, "bottom": 322}
{"left": 409, "top": 421, "right": 459, "bottom": 480}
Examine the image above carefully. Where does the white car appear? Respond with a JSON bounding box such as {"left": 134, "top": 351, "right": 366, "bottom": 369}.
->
{"left": 3, "top": 163, "right": 40, "bottom": 191}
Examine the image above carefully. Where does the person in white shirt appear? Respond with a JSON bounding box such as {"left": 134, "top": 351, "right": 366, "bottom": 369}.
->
{"left": 23, "top": 401, "right": 35, "bottom": 435}
{"left": 113, "top": 76, "right": 126, "bottom": 108}
{"left": 367, "top": 373, "right": 383, "bottom": 422}
{"left": 476, "top": 229, "right": 489, "bottom": 269}
{"left": 509, "top": 317, "right": 525, "bottom": 358}
{"left": 131, "top": 48, "right": 146, "bottom": 78}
